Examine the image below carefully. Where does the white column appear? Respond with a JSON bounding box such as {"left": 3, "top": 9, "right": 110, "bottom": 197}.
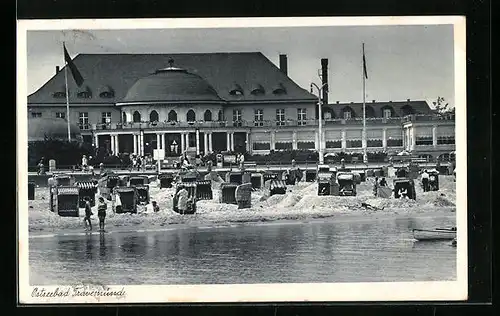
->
{"left": 315, "top": 131, "right": 319, "bottom": 151}
{"left": 230, "top": 132, "right": 235, "bottom": 151}
{"left": 203, "top": 132, "right": 208, "bottom": 154}
{"left": 208, "top": 133, "right": 213, "bottom": 153}
{"left": 133, "top": 134, "right": 138, "bottom": 154}
{"left": 181, "top": 132, "right": 186, "bottom": 153}
{"left": 109, "top": 135, "right": 114, "bottom": 154}
{"left": 93, "top": 134, "right": 99, "bottom": 148}
{"left": 196, "top": 129, "right": 200, "bottom": 155}
{"left": 341, "top": 130, "right": 347, "bottom": 150}
{"left": 271, "top": 131, "right": 276, "bottom": 151}
{"left": 411, "top": 129, "right": 416, "bottom": 151}
{"left": 226, "top": 132, "right": 231, "bottom": 151}
{"left": 161, "top": 133, "right": 165, "bottom": 150}
{"left": 322, "top": 130, "right": 326, "bottom": 152}
{"left": 115, "top": 135, "right": 120, "bottom": 155}
{"left": 432, "top": 125, "right": 438, "bottom": 147}
{"left": 292, "top": 130, "right": 298, "bottom": 150}
{"left": 156, "top": 133, "right": 161, "bottom": 150}
{"left": 382, "top": 128, "right": 387, "bottom": 150}
{"left": 139, "top": 131, "right": 144, "bottom": 156}
{"left": 245, "top": 132, "right": 250, "bottom": 152}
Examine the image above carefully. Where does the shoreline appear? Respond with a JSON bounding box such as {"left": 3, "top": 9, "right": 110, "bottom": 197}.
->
{"left": 29, "top": 208, "right": 455, "bottom": 238}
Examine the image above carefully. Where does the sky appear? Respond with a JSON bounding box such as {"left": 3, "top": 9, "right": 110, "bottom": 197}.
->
{"left": 26, "top": 24, "right": 455, "bottom": 106}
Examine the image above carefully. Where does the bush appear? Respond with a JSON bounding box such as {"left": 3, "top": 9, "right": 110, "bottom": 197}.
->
{"left": 28, "top": 140, "right": 94, "bottom": 167}
{"left": 246, "top": 150, "right": 318, "bottom": 164}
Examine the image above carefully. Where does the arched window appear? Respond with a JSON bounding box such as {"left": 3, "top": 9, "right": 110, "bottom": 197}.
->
{"left": 204, "top": 110, "right": 212, "bottom": 121}
{"left": 365, "top": 105, "right": 376, "bottom": 118}
{"left": 322, "top": 108, "right": 335, "bottom": 119}
{"left": 168, "top": 110, "right": 177, "bottom": 122}
{"left": 380, "top": 105, "right": 395, "bottom": 118}
{"left": 133, "top": 111, "right": 141, "bottom": 123}
{"left": 187, "top": 109, "right": 196, "bottom": 122}
{"left": 122, "top": 112, "right": 127, "bottom": 123}
{"left": 401, "top": 104, "right": 415, "bottom": 116}
{"left": 149, "top": 110, "right": 159, "bottom": 122}
{"left": 217, "top": 110, "right": 224, "bottom": 121}
{"left": 342, "top": 106, "right": 355, "bottom": 119}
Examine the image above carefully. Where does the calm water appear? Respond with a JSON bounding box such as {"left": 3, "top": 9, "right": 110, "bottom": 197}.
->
{"left": 29, "top": 216, "right": 456, "bottom": 285}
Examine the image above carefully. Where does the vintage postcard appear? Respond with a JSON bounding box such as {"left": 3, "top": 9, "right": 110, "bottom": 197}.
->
{"left": 17, "top": 16, "right": 467, "bottom": 304}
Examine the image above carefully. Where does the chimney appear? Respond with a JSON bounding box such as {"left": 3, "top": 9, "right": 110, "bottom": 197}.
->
{"left": 407, "top": 98, "right": 411, "bottom": 102}
{"left": 56, "top": 66, "right": 60, "bottom": 74}
{"left": 336, "top": 101, "right": 339, "bottom": 104}
{"left": 279, "top": 54, "right": 288, "bottom": 75}
{"left": 372, "top": 100, "right": 376, "bottom": 103}
{"left": 321, "top": 58, "right": 329, "bottom": 104}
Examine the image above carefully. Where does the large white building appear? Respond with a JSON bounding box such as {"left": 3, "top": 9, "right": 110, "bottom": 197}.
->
{"left": 27, "top": 52, "right": 455, "bottom": 160}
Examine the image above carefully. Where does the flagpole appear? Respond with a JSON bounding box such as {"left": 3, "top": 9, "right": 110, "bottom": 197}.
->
{"left": 63, "top": 42, "right": 71, "bottom": 142}
{"left": 362, "top": 43, "right": 367, "bottom": 163}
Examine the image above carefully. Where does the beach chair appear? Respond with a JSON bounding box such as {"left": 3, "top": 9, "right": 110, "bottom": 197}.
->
{"left": 50, "top": 186, "right": 80, "bottom": 217}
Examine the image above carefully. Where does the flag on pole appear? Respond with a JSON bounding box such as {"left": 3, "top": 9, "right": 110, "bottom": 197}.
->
{"left": 63, "top": 44, "right": 84, "bottom": 87}
{"left": 363, "top": 46, "right": 368, "bottom": 80}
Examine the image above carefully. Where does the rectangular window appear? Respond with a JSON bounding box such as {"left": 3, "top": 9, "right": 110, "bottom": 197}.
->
{"left": 101, "top": 112, "right": 112, "bottom": 124}
{"left": 297, "top": 141, "right": 315, "bottom": 149}
{"left": 343, "top": 111, "right": 351, "bottom": 120}
{"left": 254, "top": 109, "right": 263, "bottom": 126}
{"left": 31, "top": 112, "right": 42, "bottom": 118}
{"left": 275, "top": 142, "right": 293, "bottom": 150}
{"left": 233, "top": 109, "right": 242, "bottom": 127}
{"left": 367, "top": 139, "right": 383, "bottom": 147}
{"left": 55, "top": 112, "right": 66, "bottom": 119}
{"left": 387, "top": 138, "right": 403, "bottom": 147}
{"left": 346, "top": 139, "right": 362, "bottom": 148}
{"left": 415, "top": 136, "right": 433, "bottom": 146}
{"left": 276, "top": 109, "right": 285, "bottom": 126}
{"left": 297, "top": 108, "right": 307, "bottom": 126}
{"left": 326, "top": 140, "right": 342, "bottom": 148}
{"left": 253, "top": 142, "right": 270, "bottom": 150}
{"left": 79, "top": 112, "right": 89, "bottom": 130}
{"left": 437, "top": 136, "right": 455, "bottom": 145}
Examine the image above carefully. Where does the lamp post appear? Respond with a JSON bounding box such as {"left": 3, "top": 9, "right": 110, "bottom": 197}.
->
{"left": 310, "top": 82, "right": 328, "bottom": 164}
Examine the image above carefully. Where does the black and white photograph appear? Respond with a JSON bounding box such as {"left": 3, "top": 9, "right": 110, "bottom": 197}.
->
{"left": 17, "top": 17, "right": 467, "bottom": 303}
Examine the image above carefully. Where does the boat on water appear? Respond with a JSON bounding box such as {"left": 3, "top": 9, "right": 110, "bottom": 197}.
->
{"left": 412, "top": 228, "right": 457, "bottom": 241}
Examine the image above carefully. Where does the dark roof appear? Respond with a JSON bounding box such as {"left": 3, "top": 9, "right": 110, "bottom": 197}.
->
{"left": 324, "top": 100, "right": 435, "bottom": 118}
{"left": 122, "top": 68, "right": 223, "bottom": 103}
{"left": 28, "top": 117, "right": 83, "bottom": 142}
{"left": 28, "top": 53, "right": 317, "bottom": 105}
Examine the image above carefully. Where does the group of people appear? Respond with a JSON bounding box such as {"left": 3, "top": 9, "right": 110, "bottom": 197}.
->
{"left": 82, "top": 196, "right": 161, "bottom": 232}
{"left": 420, "top": 169, "right": 436, "bottom": 192}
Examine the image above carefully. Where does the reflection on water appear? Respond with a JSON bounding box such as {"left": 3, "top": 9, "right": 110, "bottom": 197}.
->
{"left": 30, "top": 216, "right": 456, "bottom": 285}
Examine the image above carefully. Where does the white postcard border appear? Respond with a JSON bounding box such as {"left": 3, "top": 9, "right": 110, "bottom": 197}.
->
{"left": 17, "top": 16, "right": 468, "bottom": 304}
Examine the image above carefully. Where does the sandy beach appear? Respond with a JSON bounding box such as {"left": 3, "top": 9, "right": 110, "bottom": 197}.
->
{"left": 27, "top": 175, "right": 456, "bottom": 235}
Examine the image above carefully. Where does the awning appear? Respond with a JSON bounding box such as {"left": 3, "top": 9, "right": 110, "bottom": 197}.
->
{"left": 57, "top": 187, "right": 79, "bottom": 195}
{"left": 76, "top": 181, "right": 97, "bottom": 190}
{"left": 270, "top": 180, "right": 286, "bottom": 190}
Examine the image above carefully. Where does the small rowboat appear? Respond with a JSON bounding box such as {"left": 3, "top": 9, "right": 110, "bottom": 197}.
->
{"left": 412, "top": 228, "right": 457, "bottom": 241}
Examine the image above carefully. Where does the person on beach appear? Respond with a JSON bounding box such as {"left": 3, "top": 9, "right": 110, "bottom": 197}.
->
{"left": 373, "top": 177, "right": 379, "bottom": 196}
{"left": 421, "top": 169, "right": 430, "bottom": 192}
{"left": 81, "top": 155, "right": 88, "bottom": 172}
{"left": 97, "top": 197, "right": 107, "bottom": 231}
{"left": 83, "top": 197, "right": 93, "bottom": 231}
{"left": 37, "top": 159, "right": 45, "bottom": 175}
{"left": 152, "top": 200, "right": 160, "bottom": 213}
{"left": 361, "top": 202, "right": 384, "bottom": 211}
{"left": 176, "top": 187, "right": 189, "bottom": 214}
{"left": 379, "top": 177, "right": 387, "bottom": 187}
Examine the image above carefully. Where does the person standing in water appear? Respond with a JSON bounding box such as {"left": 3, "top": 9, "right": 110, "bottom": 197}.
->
{"left": 83, "top": 197, "right": 93, "bottom": 231}
{"left": 97, "top": 196, "right": 107, "bottom": 231}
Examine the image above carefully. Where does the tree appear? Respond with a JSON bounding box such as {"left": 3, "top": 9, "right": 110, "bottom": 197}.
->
{"left": 433, "top": 97, "right": 455, "bottom": 116}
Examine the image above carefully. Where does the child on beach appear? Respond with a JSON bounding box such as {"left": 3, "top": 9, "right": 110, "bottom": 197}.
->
{"left": 152, "top": 200, "right": 160, "bottom": 213}
{"left": 97, "top": 197, "right": 107, "bottom": 231}
{"left": 83, "top": 197, "right": 93, "bottom": 231}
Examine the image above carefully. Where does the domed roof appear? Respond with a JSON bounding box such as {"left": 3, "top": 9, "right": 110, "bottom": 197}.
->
{"left": 121, "top": 61, "right": 222, "bottom": 103}
{"left": 28, "top": 117, "right": 83, "bottom": 142}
